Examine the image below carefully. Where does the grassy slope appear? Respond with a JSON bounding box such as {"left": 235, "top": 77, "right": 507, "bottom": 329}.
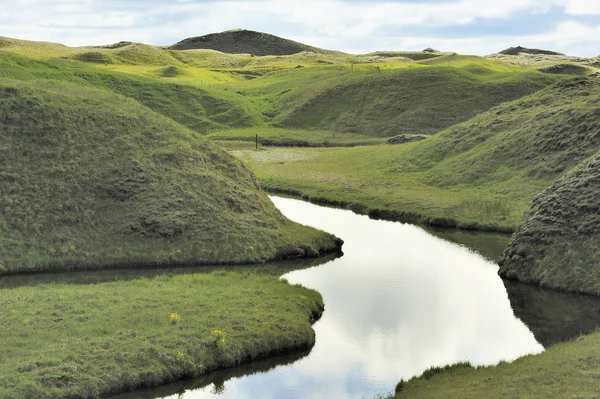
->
{"left": 0, "top": 270, "right": 324, "bottom": 398}
{"left": 390, "top": 330, "right": 600, "bottom": 399}
{"left": 233, "top": 76, "right": 600, "bottom": 231}
{"left": 499, "top": 151, "right": 600, "bottom": 295}
{"left": 0, "top": 78, "right": 341, "bottom": 274}
{"left": 271, "top": 55, "right": 559, "bottom": 137}
{"left": 0, "top": 52, "right": 266, "bottom": 134}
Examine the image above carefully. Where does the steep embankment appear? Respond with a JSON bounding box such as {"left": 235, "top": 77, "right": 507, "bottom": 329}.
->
{"left": 0, "top": 79, "right": 341, "bottom": 274}
{"left": 274, "top": 58, "right": 559, "bottom": 137}
{"left": 499, "top": 153, "right": 600, "bottom": 295}
{"left": 170, "top": 29, "right": 334, "bottom": 56}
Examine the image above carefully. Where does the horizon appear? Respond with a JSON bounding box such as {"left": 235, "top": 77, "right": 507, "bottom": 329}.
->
{"left": 0, "top": 28, "right": 584, "bottom": 57}
{"left": 3, "top": 0, "right": 600, "bottom": 58}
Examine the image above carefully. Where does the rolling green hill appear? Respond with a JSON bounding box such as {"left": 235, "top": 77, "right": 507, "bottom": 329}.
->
{"left": 0, "top": 78, "right": 341, "bottom": 274}
{"left": 272, "top": 60, "right": 558, "bottom": 136}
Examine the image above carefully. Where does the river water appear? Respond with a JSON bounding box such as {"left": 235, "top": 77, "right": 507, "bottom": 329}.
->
{"left": 107, "top": 196, "right": 600, "bottom": 399}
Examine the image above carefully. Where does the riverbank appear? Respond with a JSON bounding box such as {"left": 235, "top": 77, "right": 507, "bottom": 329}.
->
{"left": 225, "top": 143, "right": 540, "bottom": 234}
{"left": 390, "top": 329, "right": 600, "bottom": 398}
{"left": 0, "top": 269, "right": 325, "bottom": 398}
{"left": 264, "top": 187, "right": 516, "bottom": 233}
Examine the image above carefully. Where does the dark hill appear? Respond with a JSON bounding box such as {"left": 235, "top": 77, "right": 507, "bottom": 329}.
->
{"left": 170, "top": 29, "right": 332, "bottom": 56}
{"left": 498, "top": 46, "right": 564, "bottom": 56}
{"left": 499, "top": 153, "right": 600, "bottom": 295}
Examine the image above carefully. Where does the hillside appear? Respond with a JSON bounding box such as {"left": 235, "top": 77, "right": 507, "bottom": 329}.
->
{"left": 0, "top": 78, "right": 341, "bottom": 274}
{"left": 0, "top": 52, "right": 266, "bottom": 133}
{"left": 170, "top": 29, "right": 334, "bottom": 56}
{"left": 272, "top": 58, "right": 558, "bottom": 136}
{"left": 233, "top": 76, "right": 600, "bottom": 231}
{"left": 499, "top": 152, "right": 600, "bottom": 295}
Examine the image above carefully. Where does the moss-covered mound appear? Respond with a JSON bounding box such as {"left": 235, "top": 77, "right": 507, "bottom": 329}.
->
{"left": 538, "top": 63, "right": 589, "bottom": 75}
{"left": 0, "top": 79, "right": 341, "bottom": 274}
{"left": 499, "top": 153, "right": 600, "bottom": 295}
{"left": 170, "top": 29, "right": 332, "bottom": 56}
{"left": 498, "top": 46, "right": 564, "bottom": 56}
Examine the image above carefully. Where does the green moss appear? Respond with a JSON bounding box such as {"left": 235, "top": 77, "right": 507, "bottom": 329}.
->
{"left": 0, "top": 270, "right": 324, "bottom": 398}
{"left": 500, "top": 152, "right": 600, "bottom": 295}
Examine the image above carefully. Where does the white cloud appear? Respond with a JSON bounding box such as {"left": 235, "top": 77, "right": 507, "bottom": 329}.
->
{"left": 559, "top": 0, "right": 600, "bottom": 15}
{"left": 1, "top": 0, "right": 599, "bottom": 56}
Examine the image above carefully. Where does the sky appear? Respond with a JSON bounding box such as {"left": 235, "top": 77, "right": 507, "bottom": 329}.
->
{"left": 2, "top": 0, "right": 600, "bottom": 56}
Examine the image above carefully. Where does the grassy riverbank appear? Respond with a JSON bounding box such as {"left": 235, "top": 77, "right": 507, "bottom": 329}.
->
{"left": 0, "top": 269, "right": 324, "bottom": 398}
{"left": 390, "top": 330, "right": 600, "bottom": 398}
{"left": 227, "top": 76, "right": 600, "bottom": 232}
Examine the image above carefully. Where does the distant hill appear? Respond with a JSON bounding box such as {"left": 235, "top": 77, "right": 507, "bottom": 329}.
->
{"left": 498, "top": 46, "right": 564, "bottom": 56}
{"left": 170, "top": 29, "right": 334, "bottom": 56}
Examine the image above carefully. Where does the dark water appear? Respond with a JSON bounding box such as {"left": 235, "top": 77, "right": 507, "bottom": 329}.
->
{"left": 106, "top": 196, "right": 600, "bottom": 399}
{"left": 5, "top": 197, "right": 600, "bottom": 399}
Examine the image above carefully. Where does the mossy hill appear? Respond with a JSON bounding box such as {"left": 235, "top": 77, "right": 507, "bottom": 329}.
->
{"left": 499, "top": 152, "right": 600, "bottom": 295}
{"left": 0, "top": 79, "right": 341, "bottom": 274}
{"left": 498, "top": 46, "right": 564, "bottom": 56}
{"left": 170, "top": 29, "right": 334, "bottom": 56}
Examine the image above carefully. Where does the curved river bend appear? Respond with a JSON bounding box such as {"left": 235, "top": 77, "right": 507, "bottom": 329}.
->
{"left": 110, "top": 196, "right": 600, "bottom": 399}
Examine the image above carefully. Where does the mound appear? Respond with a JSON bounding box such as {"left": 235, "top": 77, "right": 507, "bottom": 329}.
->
{"left": 538, "top": 63, "right": 589, "bottom": 75}
{"left": 366, "top": 51, "right": 442, "bottom": 61}
{"left": 170, "top": 29, "right": 331, "bottom": 56}
{"left": 498, "top": 46, "right": 564, "bottom": 56}
{"left": 499, "top": 153, "right": 600, "bottom": 295}
{"left": 113, "top": 43, "right": 181, "bottom": 65}
{"left": 159, "top": 65, "right": 183, "bottom": 77}
{"left": 0, "top": 80, "right": 341, "bottom": 274}
{"left": 71, "top": 51, "right": 113, "bottom": 64}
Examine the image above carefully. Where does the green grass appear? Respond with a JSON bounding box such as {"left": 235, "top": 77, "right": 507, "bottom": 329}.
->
{"left": 389, "top": 330, "right": 600, "bottom": 399}
{"left": 209, "top": 127, "right": 387, "bottom": 147}
{"left": 268, "top": 56, "right": 561, "bottom": 137}
{"left": 0, "top": 78, "right": 341, "bottom": 274}
{"left": 0, "top": 269, "right": 324, "bottom": 398}
{"left": 227, "top": 76, "right": 600, "bottom": 232}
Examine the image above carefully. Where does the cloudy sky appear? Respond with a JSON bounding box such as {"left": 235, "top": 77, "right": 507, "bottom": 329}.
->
{"left": 3, "top": 0, "right": 600, "bottom": 56}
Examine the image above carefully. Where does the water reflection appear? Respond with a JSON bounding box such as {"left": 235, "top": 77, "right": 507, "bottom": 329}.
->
{"left": 137, "top": 196, "right": 544, "bottom": 399}
{"left": 424, "top": 226, "right": 511, "bottom": 262}
{"left": 0, "top": 254, "right": 338, "bottom": 290}
{"left": 504, "top": 280, "right": 600, "bottom": 346}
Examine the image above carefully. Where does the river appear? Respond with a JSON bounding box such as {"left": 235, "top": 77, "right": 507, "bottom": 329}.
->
{"left": 107, "top": 196, "right": 600, "bottom": 399}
